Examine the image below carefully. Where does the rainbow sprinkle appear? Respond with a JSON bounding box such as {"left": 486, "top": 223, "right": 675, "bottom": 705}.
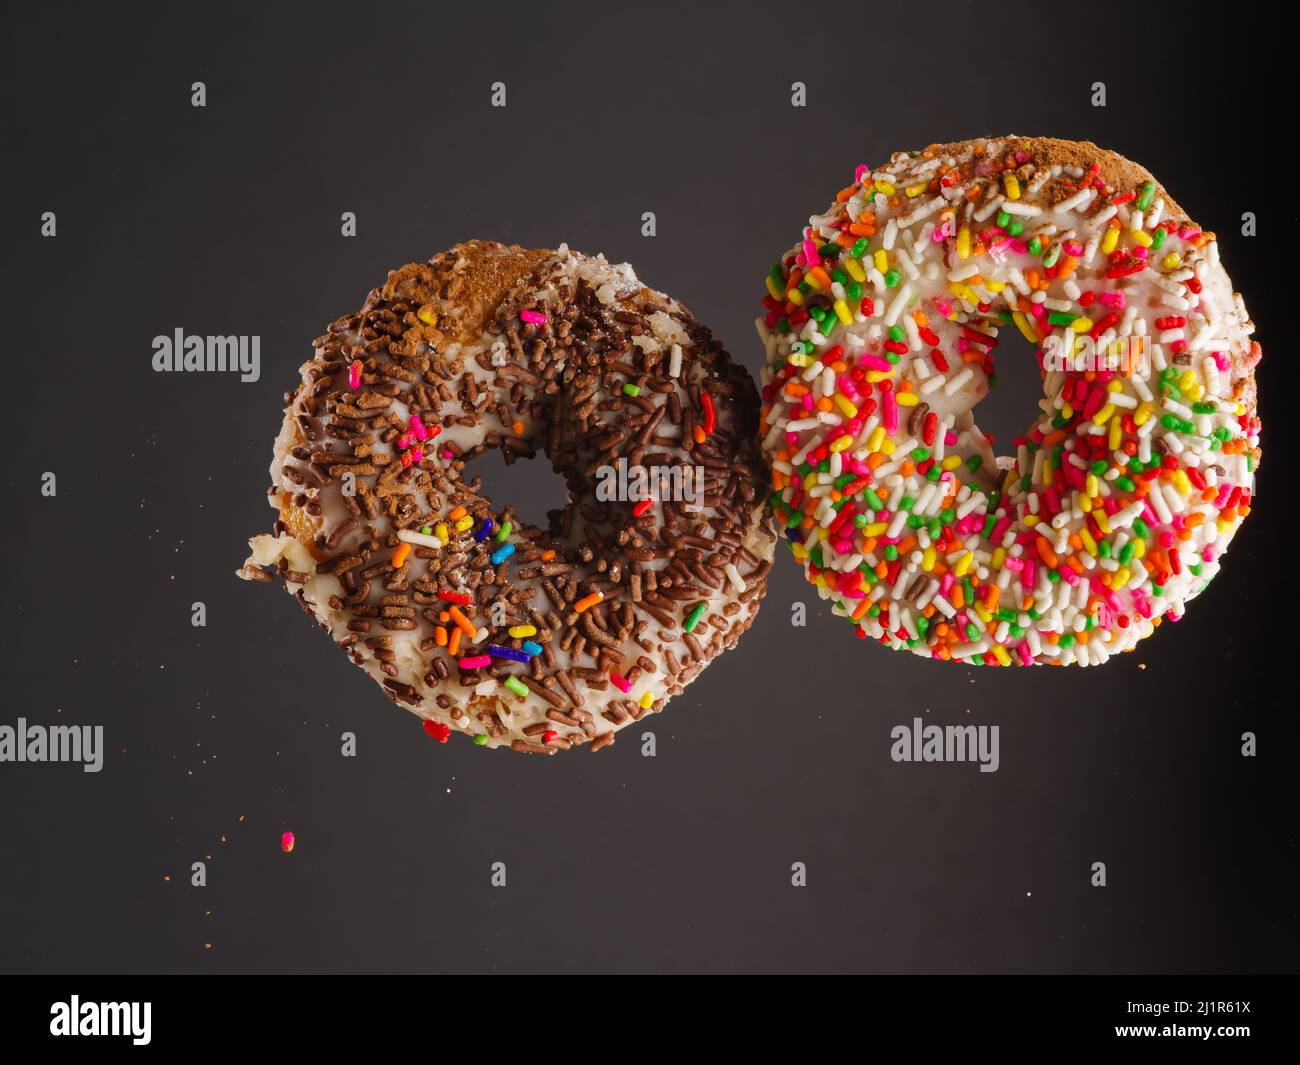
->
{"left": 756, "top": 138, "right": 1261, "bottom": 667}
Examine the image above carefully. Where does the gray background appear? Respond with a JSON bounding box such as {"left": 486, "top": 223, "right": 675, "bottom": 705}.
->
{"left": 3, "top": 1, "right": 1294, "bottom": 973}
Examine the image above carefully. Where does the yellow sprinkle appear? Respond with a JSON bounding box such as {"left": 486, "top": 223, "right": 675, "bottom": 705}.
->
{"left": 973, "top": 603, "right": 992, "bottom": 624}
{"left": 639, "top": 691, "right": 654, "bottom": 710}
{"left": 880, "top": 439, "right": 896, "bottom": 456}
{"left": 865, "top": 370, "right": 894, "bottom": 384}
{"left": 874, "top": 249, "right": 889, "bottom": 273}
{"left": 844, "top": 258, "right": 867, "bottom": 283}
{"left": 833, "top": 394, "right": 858, "bottom": 418}
{"left": 984, "top": 280, "right": 1006, "bottom": 294}
{"left": 1091, "top": 403, "right": 1115, "bottom": 427}
{"left": 1024, "top": 514, "right": 1039, "bottom": 528}
{"left": 1086, "top": 474, "right": 1099, "bottom": 498}
{"left": 1134, "top": 402, "right": 1153, "bottom": 426}
{"left": 435, "top": 522, "right": 449, "bottom": 542}
{"left": 956, "top": 227, "right": 972, "bottom": 260}
{"left": 874, "top": 179, "right": 895, "bottom": 195}
{"left": 1071, "top": 317, "right": 1093, "bottom": 333}
{"left": 1012, "top": 311, "right": 1037, "bottom": 343}
{"left": 1078, "top": 527, "right": 1097, "bottom": 556}
{"left": 867, "top": 426, "right": 886, "bottom": 452}
{"left": 865, "top": 522, "right": 888, "bottom": 537}
{"left": 1093, "top": 509, "right": 1112, "bottom": 535}
{"left": 417, "top": 305, "right": 437, "bottom": 326}
{"left": 1130, "top": 229, "right": 1152, "bottom": 247}
{"left": 991, "top": 547, "right": 1006, "bottom": 570}
{"left": 941, "top": 455, "right": 962, "bottom": 471}
{"left": 954, "top": 552, "right": 974, "bottom": 577}
{"left": 948, "top": 281, "right": 976, "bottom": 304}
{"left": 922, "top": 546, "right": 937, "bottom": 571}
{"left": 896, "top": 392, "right": 919, "bottom": 408}
{"left": 765, "top": 276, "right": 784, "bottom": 301}
{"left": 1004, "top": 173, "right": 1020, "bottom": 201}
{"left": 1108, "top": 414, "right": 1122, "bottom": 451}
{"left": 1101, "top": 225, "right": 1120, "bottom": 255}
{"left": 455, "top": 516, "right": 474, "bottom": 533}
{"left": 833, "top": 298, "right": 853, "bottom": 325}
{"left": 508, "top": 624, "right": 537, "bottom": 638}
{"left": 829, "top": 435, "right": 853, "bottom": 453}
{"left": 1111, "top": 567, "right": 1131, "bottom": 591}
{"left": 787, "top": 353, "right": 813, "bottom": 368}
{"left": 1162, "top": 252, "right": 1182, "bottom": 270}
{"left": 992, "top": 645, "right": 1012, "bottom": 667}
{"left": 905, "top": 183, "right": 925, "bottom": 198}
{"left": 1173, "top": 470, "right": 1192, "bottom": 495}
{"left": 787, "top": 287, "right": 805, "bottom": 306}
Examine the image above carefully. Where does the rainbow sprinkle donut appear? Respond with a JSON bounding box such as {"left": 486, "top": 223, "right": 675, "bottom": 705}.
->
{"left": 756, "top": 136, "right": 1261, "bottom": 667}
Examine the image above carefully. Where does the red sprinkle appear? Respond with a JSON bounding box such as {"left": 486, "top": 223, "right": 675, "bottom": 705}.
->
{"left": 700, "top": 391, "right": 717, "bottom": 435}
{"left": 423, "top": 720, "right": 451, "bottom": 743}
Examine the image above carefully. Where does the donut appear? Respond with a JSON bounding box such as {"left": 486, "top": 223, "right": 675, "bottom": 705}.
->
{"left": 239, "top": 240, "right": 775, "bottom": 751}
{"left": 756, "top": 137, "right": 1261, "bottom": 667}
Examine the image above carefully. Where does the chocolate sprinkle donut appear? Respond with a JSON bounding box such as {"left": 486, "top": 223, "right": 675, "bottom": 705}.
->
{"left": 239, "top": 241, "right": 776, "bottom": 752}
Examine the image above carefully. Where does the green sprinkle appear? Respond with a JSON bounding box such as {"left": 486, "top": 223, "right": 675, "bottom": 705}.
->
{"left": 1027, "top": 237, "right": 1042, "bottom": 256}
{"left": 496, "top": 521, "right": 513, "bottom": 542}
{"left": 1136, "top": 180, "right": 1156, "bottom": 211}
{"left": 473, "top": 734, "right": 490, "bottom": 746}
{"left": 850, "top": 237, "right": 869, "bottom": 257}
{"left": 502, "top": 676, "right": 529, "bottom": 698}
{"left": 683, "top": 602, "right": 707, "bottom": 633}
{"left": 884, "top": 270, "right": 901, "bottom": 288}
{"left": 622, "top": 383, "right": 641, "bottom": 397}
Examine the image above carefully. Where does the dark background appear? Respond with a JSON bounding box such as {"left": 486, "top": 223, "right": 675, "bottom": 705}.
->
{"left": 3, "top": 1, "right": 1294, "bottom": 974}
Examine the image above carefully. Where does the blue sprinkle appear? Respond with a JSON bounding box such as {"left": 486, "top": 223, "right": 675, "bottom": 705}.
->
{"left": 488, "top": 644, "right": 530, "bottom": 664}
{"left": 490, "top": 543, "right": 515, "bottom": 565}
{"left": 522, "top": 640, "right": 543, "bottom": 656}
{"left": 474, "top": 519, "right": 494, "bottom": 543}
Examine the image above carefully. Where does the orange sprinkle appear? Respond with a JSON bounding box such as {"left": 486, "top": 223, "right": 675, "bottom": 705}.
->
{"left": 391, "top": 543, "right": 412, "bottom": 569}
{"left": 574, "top": 591, "right": 604, "bottom": 613}
{"left": 449, "top": 606, "right": 476, "bottom": 637}
{"left": 435, "top": 625, "right": 448, "bottom": 647}
{"left": 448, "top": 626, "right": 461, "bottom": 656}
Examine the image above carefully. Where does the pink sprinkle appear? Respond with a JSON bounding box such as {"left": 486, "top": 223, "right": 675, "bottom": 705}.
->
{"left": 281, "top": 832, "right": 295, "bottom": 854}
{"left": 411, "top": 415, "right": 428, "bottom": 441}
{"left": 1099, "top": 291, "right": 1126, "bottom": 310}
{"left": 859, "top": 354, "right": 892, "bottom": 373}
{"left": 854, "top": 164, "right": 869, "bottom": 183}
{"left": 410, "top": 448, "right": 423, "bottom": 463}
{"left": 458, "top": 655, "right": 491, "bottom": 670}
{"left": 610, "top": 672, "right": 631, "bottom": 693}
{"left": 347, "top": 361, "right": 362, "bottom": 389}
{"left": 802, "top": 237, "right": 821, "bottom": 268}
{"left": 520, "top": 309, "right": 547, "bottom": 325}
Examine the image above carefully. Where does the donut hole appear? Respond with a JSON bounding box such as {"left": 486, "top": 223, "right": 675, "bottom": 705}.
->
{"left": 968, "top": 322, "right": 1045, "bottom": 467}
{"left": 463, "top": 443, "right": 573, "bottom": 535}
